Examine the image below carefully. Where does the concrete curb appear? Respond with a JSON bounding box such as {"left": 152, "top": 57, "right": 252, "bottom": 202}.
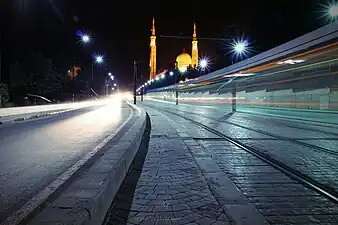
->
{"left": 25, "top": 103, "right": 147, "bottom": 225}
{"left": 0, "top": 109, "right": 73, "bottom": 125}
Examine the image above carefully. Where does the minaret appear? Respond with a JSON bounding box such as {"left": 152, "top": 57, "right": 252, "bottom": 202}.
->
{"left": 191, "top": 22, "right": 198, "bottom": 68}
{"left": 149, "top": 17, "right": 157, "bottom": 80}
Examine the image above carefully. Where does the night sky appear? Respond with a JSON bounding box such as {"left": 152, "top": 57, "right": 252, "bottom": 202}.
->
{"left": 0, "top": 0, "right": 328, "bottom": 89}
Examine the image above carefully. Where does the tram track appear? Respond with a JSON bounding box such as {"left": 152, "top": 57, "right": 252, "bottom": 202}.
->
{"left": 236, "top": 114, "right": 338, "bottom": 137}
{"left": 238, "top": 110, "right": 338, "bottom": 127}
{"left": 171, "top": 108, "right": 338, "bottom": 156}
{"left": 148, "top": 106, "right": 338, "bottom": 204}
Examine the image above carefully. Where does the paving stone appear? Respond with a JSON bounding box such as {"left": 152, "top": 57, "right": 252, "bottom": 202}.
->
{"left": 105, "top": 107, "right": 260, "bottom": 225}
{"left": 173, "top": 209, "right": 193, "bottom": 218}
{"left": 140, "top": 219, "right": 156, "bottom": 225}
{"left": 138, "top": 206, "right": 155, "bottom": 212}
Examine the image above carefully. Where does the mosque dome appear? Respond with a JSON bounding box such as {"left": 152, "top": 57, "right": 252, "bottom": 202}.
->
{"left": 176, "top": 53, "right": 192, "bottom": 72}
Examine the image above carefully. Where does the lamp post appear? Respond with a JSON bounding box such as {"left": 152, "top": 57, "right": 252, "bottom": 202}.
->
{"left": 140, "top": 74, "right": 144, "bottom": 101}
{"left": 72, "top": 33, "right": 91, "bottom": 102}
{"left": 91, "top": 55, "right": 104, "bottom": 81}
{"left": 133, "top": 60, "right": 138, "bottom": 104}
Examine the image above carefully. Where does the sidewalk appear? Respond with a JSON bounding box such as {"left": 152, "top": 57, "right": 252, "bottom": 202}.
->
{"left": 105, "top": 105, "right": 267, "bottom": 225}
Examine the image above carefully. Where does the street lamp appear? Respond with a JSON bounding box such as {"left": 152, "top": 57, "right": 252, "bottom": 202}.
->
{"left": 330, "top": 5, "right": 338, "bottom": 17}
{"left": 319, "top": 1, "right": 338, "bottom": 23}
{"left": 76, "top": 30, "right": 91, "bottom": 44}
{"left": 108, "top": 73, "right": 114, "bottom": 80}
{"left": 95, "top": 56, "right": 103, "bottom": 64}
{"left": 234, "top": 40, "right": 248, "bottom": 55}
{"left": 81, "top": 34, "right": 90, "bottom": 43}
{"left": 230, "top": 38, "right": 251, "bottom": 63}
{"left": 72, "top": 32, "right": 91, "bottom": 102}
{"left": 91, "top": 54, "right": 104, "bottom": 81}
{"left": 328, "top": 2, "right": 338, "bottom": 22}
{"left": 199, "top": 57, "right": 210, "bottom": 70}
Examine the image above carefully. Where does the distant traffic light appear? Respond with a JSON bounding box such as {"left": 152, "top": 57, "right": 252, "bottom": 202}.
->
{"left": 68, "top": 66, "right": 81, "bottom": 78}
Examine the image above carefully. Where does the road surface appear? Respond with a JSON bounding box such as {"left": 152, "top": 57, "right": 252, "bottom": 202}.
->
{"left": 0, "top": 97, "right": 132, "bottom": 223}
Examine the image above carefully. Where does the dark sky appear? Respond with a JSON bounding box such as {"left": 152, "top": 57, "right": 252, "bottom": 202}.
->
{"left": 0, "top": 0, "right": 328, "bottom": 88}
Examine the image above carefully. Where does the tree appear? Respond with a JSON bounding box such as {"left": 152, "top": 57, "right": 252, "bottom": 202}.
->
{"left": 0, "top": 83, "right": 9, "bottom": 107}
{"left": 9, "top": 52, "right": 67, "bottom": 104}
{"left": 12, "top": 52, "right": 65, "bottom": 95}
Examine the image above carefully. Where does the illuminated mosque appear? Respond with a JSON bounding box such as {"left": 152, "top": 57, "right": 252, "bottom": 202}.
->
{"left": 149, "top": 17, "right": 199, "bottom": 80}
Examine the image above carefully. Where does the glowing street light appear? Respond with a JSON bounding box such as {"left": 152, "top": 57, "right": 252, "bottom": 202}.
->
{"left": 72, "top": 31, "right": 92, "bottom": 102}
{"left": 330, "top": 5, "right": 338, "bottom": 16}
{"left": 199, "top": 57, "right": 210, "bottom": 70}
{"left": 318, "top": 1, "right": 338, "bottom": 23}
{"left": 91, "top": 53, "right": 104, "bottom": 81}
{"left": 76, "top": 30, "right": 91, "bottom": 44}
{"left": 108, "top": 73, "right": 114, "bottom": 80}
{"left": 81, "top": 34, "right": 90, "bottom": 43}
{"left": 234, "top": 40, "right": 248, "bottom": 54}
{"left": 320, "top": 1, "right": 338, "bottom": 23}
{"left": 169, "top": 71, "right": 174, "bottom": 76}
{"left": 328, "top": 3, "right": 338, "bottom": 21}
{"left": 114, "top": 83, "right": 117, "bottom": 87}
{"left": 229, "top": 38, "right": 252, "bottom": 62}
{"left": 95, "top": 55, "right": 104, "bottom": 64}
{"left": 200, "top": 59, "right": 208, "bottom": 68}
{"left": 155, "top": 76, "right": 160, "bottom": 81}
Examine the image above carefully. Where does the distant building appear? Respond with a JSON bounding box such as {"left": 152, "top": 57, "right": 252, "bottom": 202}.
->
{"left": 149, "top": 18, "right": 199, "bottom": 79}
{"left": 176, "top": 52, "right": 192, "bottom": 73}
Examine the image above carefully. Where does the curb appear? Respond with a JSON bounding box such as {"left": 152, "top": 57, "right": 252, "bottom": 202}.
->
{"left": 24, "top": 103, "right": 147, "bottom": 225}
{"left": 0, "top": 109, "right": 73, "bottom": 125}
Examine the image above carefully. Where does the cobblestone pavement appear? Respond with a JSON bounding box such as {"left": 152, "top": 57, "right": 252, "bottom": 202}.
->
{"left": 196, "top": 140, "right": 338, "bottom": 225}
{"left": 116, "top": 101, "right": 338, "bottom": 225}
{"left": 104, "top": 107, "right": 268, "bottom": 225}
{"left": 144, "top": 101, "right": 338, "bottom": 193}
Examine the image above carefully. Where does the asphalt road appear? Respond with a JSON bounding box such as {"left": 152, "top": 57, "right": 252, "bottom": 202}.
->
{"left": 0, "top": 97, "right": 132, "bottom": 223}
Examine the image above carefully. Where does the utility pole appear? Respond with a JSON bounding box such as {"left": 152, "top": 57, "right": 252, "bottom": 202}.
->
{"left": 91, "top": 61, "right": 94, "bottom": 81}
{"left": 133, "top": 60, "right": 137, "bottom": 104}
{"left": 0, "top": 31, "right": 2, "bottom": 83}
{"left": 0, "top": 31, "right": 2, "bottom": 107}
{"left": 140, "top": 73, "right": 144, "bottom": 101}
{"left": 175, "top": 71, "right": 179, "bottom": 105}
{"left": 72, "top": 40, "right": 76, "bottom": 102}
{"left": 232, "top": 85, "right": 237, "bottom": 112}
